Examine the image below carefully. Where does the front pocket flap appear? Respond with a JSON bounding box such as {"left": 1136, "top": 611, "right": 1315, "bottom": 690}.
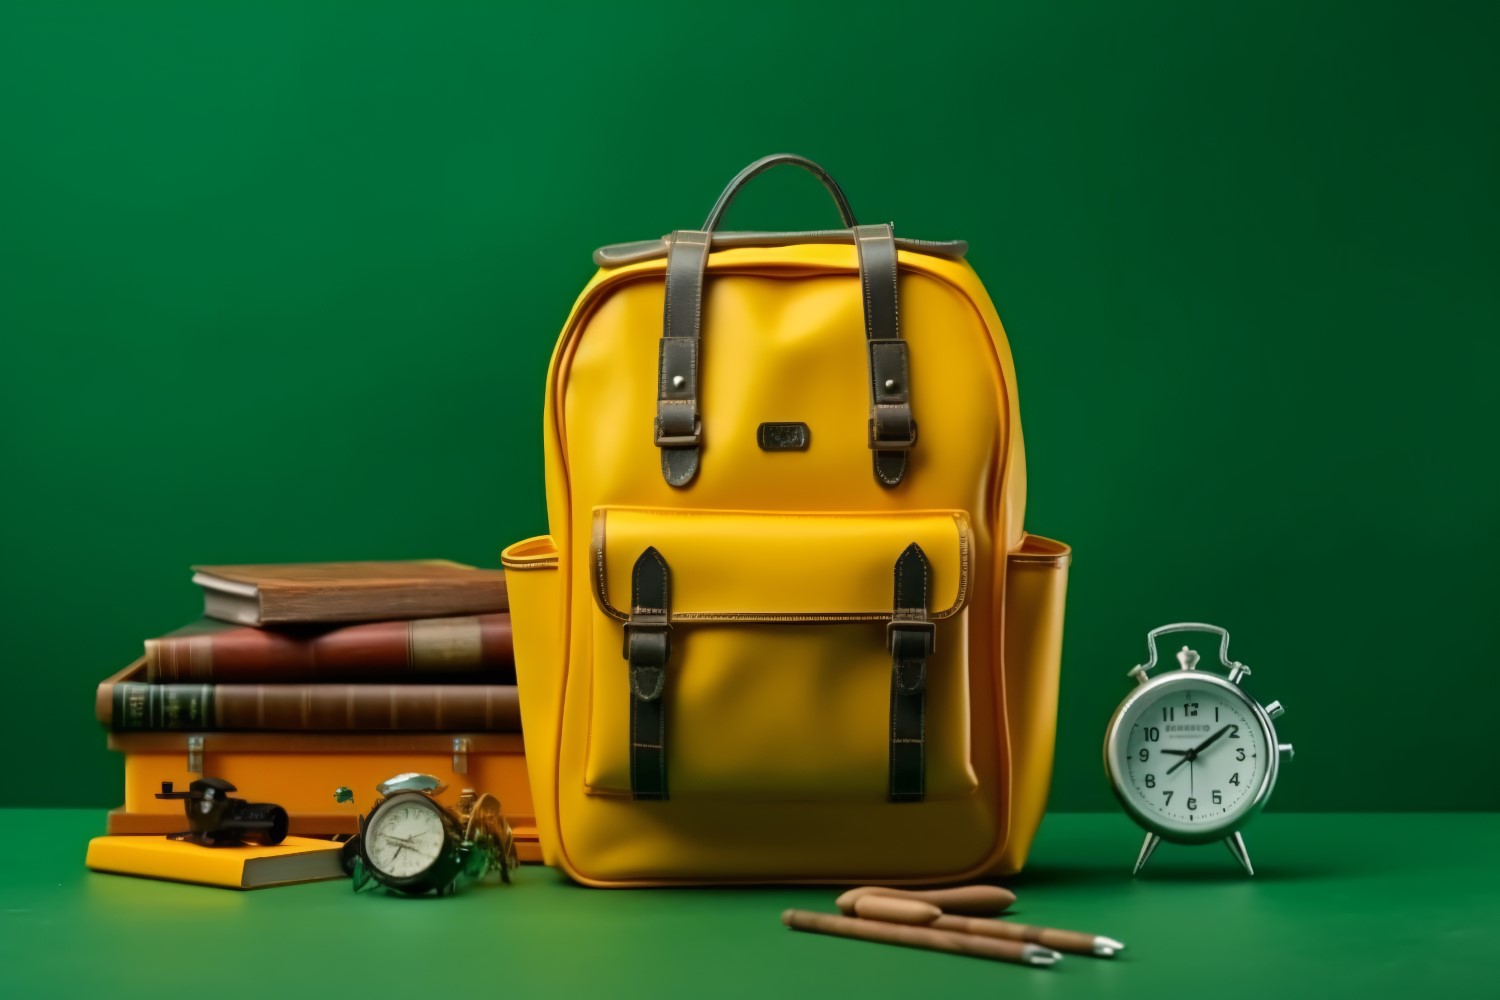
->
{"left": 591, "top": 508, "right": 970, "bottom": 622}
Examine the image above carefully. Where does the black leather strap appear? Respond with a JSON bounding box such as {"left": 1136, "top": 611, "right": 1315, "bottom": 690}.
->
{"left": 701, "top": 153, "right": 858, "bottom": 232}
{"left": 658, "top": 153, "right": 851, "bottom": 489}
{"left": 888, "top": 543, "right": 933, "bottom": 802}
{"left": 624, "top": 547, "right": 671, "bottom": 800}
{"left": 856, "top": 223, "right": 914, "bottom": 487}
{"left": 655, "top": 157, "right": 915, "bottom": 488}
{"left": 657, "top": 232, "right": 710, "bottom": 487}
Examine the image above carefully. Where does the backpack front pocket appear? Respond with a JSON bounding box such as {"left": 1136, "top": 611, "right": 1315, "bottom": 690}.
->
{"left": 583, "top": 507, "right": 978, "bottom": 802}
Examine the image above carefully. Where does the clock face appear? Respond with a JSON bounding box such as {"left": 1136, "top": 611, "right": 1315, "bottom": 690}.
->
{"left": 365, "top": 797, "right": 446, "bottom": 879}
{"left": 1108, "top": 675, "right": 1275, "bottom": 842}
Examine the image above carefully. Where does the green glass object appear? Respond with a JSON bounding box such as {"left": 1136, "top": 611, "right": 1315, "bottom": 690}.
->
{"left": 350, "top": 855, "right": 370, "bottom": 893}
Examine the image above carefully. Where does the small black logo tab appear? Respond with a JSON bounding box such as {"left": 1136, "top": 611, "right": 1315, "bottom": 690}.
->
{"left": 757, "top": 422, "right": 810, "bottom": 451}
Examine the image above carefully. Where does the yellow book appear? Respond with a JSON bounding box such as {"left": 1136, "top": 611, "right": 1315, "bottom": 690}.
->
{"left": 85, "top": 835, "right": 345, "bottom": 889}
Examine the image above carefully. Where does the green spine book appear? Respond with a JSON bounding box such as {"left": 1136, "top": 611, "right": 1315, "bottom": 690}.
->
{"left": 114, "top": 683, "right": 215, "bottom": 731}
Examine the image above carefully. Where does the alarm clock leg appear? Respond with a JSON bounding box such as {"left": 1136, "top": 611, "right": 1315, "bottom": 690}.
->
{"left": 1132, "top": 833, "right": 1161, "bottom": 876}
{"left": 1224, "top": 832, "right": 1255, "bottom": 876}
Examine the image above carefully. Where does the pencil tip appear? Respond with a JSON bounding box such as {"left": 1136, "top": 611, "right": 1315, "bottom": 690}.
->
{"left": 1094, "top": 937, "right": 1126, "bottom": 956}
{"left": 1022, "top": 944, "right": 1062, "bottom": 967}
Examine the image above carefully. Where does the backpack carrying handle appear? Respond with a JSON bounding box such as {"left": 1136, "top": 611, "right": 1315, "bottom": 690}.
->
{"left": 655, "top": 155, "right": 916, "bottom": 489}
{"left": 700, "top": 153, "right": 859, "bottom": 232}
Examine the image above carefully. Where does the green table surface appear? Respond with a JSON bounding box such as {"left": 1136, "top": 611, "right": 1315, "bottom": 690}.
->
{"left": 2, "top": 811, "right": 1493, "bottom": 998}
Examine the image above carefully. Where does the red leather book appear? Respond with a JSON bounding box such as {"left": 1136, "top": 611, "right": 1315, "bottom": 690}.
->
{"left": 97, "top": 659, "right": 520, "bottom": 732}
{"left": 144, "top": 615, "right": 514, "bottom": 683}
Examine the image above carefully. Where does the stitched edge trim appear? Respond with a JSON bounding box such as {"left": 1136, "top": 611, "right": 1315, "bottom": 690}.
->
{"left": 501, "top": 556, "right": 559, "bottom": 571}
{"left": 588, "top": 509, "right": 971, "bottom": 623}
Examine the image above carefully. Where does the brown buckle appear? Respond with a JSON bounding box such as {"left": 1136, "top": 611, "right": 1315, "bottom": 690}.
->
{"left": 868, "top": 417, "right": 918, "bottom": 450}
{"left": 655, "top": 416, "right": 703, "bottom": 448}
{"left": 887, "top": 619, "right": 935, "bottom": 656}
{"left": 622, "top": 621, "right": 671, "bottom": 659}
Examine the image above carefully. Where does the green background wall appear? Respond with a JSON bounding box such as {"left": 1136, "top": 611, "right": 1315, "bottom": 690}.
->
{"left": 2, "top": 1, "right": 1495, "bottom": 811}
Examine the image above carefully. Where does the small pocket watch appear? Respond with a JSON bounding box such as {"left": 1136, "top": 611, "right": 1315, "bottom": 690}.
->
{"left": 338, "top": 773, "right": 518, "bottom": 895}
{"left": 1103, "top": 623, "right": 1294, "bottom": 876}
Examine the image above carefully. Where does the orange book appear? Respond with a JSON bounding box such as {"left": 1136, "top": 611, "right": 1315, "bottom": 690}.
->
{"left": 85, "top": 835, "right": 345, "bottom": 889}
{"left": 103, "top": 729, "right": 541, "bottom": 862}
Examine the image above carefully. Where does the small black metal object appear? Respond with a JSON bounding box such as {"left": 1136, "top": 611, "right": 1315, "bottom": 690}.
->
{"left": 756, "top": 422, "right": 811, "bottom": 451}
{"left": 155, "top": 777, "right": 289, "bottom": 847}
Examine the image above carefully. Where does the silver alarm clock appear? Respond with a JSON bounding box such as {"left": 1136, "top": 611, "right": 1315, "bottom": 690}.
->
{"left": 1103, "top": 623, "right": 1294, "bottom": 875}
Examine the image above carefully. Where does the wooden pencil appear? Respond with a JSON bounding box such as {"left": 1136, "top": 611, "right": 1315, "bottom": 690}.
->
{"left": 782, "top": 909, "right": 1059, "bottom": 967}
{"left": 852, "top": 895, "right": 1125, "bottom": 957}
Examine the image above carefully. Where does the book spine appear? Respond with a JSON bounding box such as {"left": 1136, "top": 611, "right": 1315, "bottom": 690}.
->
{"left": 145, "top": 614, "right": 514, "bottom": 683}
{"left": 112, "top": 683, "right": 215, "bottom": 731}
{"left": 103, "top": 683, "right": 520, "bottom": 732}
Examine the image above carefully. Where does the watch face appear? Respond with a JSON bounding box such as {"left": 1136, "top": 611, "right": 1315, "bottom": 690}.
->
{"left": 364, "top": 796, "right": 447, "bottom": 879}
{"left": 1106, "top": 674, "right": 1276, "bottom": 843}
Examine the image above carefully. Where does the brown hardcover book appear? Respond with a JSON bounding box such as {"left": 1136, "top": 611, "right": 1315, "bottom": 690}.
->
{"left": 96, "top": 659, "right": 520, "bottom": 732}
{"left": 190, "top": 559, "right": 508, "bottom": 626}
{"left": 144, "top": 614, "right": 514, "bottom": 683}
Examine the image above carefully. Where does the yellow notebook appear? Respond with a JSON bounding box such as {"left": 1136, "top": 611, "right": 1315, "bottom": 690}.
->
{"left": 85, "top": 835, "right": 345, "bottom": 889}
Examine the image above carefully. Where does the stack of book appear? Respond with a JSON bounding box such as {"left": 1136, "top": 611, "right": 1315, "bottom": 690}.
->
{"left": 96, "top": 560, "right": 538, "bottom": 860}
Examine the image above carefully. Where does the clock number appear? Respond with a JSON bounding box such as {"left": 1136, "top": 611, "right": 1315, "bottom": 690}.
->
{"left": 1236, "top": 747, "right": 1246, "bottom": 761}
{"left": 1162, "top": 706, "right": 1174, "bottom": 722}
{"left": 1145, "top": 774, "right": 1156, "bottom": 788}
{"left": 1215, "top": 706, "right": 1220, "bottom": 721}
{"left": 1184, "top": 702, "right": 1199, "bottom": 717}
{"left": 1229, "top": 772, "right": 1240, "bottom": 786}
{"left": 1212, "top": 790, "right": 1223, "bottom": 805}
{"left": 1161, "top": 791, "right": 1173, "bottom": 806}
{"left": 1187, "top": 797, "right": 1198, "bottom": 811}
{"left": 1227, "top": 725, "right": 1240, "bottom": 739}
{"left": 1139, "top": 748, "right": 1149, "bottom": 762}
{"left": 1144, "top": 727, "right": 1160, "bottom": 742}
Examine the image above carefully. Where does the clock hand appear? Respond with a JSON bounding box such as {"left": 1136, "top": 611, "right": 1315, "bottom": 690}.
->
{"left": 1166, "top": 725, "right": 1234, "bottom": 774}
{"left": 1192, "top": 725, "right": 1233, "bottom": 755}
{"left": 1159, "top": 749, "right": 1190, "bottom": 756}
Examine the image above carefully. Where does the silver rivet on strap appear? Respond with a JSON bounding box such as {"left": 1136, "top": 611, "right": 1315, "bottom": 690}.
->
{"left": 672, "top": 375, "right": 685, "bottom": 389}
{"left": 884, "top": 378, "right": 897, "bottom": 390}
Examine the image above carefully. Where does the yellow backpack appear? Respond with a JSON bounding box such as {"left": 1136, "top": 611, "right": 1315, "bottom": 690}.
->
{"left": 502, "top": 155, "right": 1070, "bottom": 885}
